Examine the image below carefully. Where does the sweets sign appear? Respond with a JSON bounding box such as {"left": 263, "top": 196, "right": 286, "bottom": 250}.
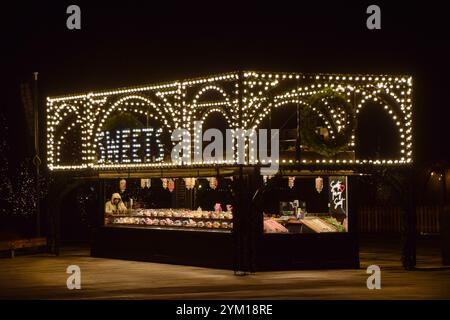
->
{"left": 95, "top": 122, "right": 280, "bottom": 175}
{"left": 328, "top": 176, "right": 347, "bottom": 217}
{"left": 96, "top": 128, "right": 164, "bottom": 164}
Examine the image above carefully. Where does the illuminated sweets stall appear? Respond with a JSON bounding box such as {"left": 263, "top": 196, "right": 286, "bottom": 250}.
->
{"left": 46, "top": 71, "right": 413, "bottom": 270}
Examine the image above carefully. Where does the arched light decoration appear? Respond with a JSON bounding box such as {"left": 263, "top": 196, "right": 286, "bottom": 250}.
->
{"left": 315, "top": 176, "right": 324, "bottom": 193}
{"left": 46, "top": 71, "right": 413, "bottom": 171}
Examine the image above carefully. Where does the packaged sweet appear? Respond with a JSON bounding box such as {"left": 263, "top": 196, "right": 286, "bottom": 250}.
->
{"left": 212, "top": 221, "right": 221, "bottom": 228}
{"left": 205, "top": 221, "right": 213, "bottom": 228}
{"left": 173, "top": 211, "right": 182, "bottom": 218}
{"left": 263, "top": 218, "right": 289, "bottom": 233}
{"left": 185, "top": 212, "right": 194, "bottom": 218}
{"left": 193, "top": 211, "right": 202, "bottom": 218}
{"left": 197, "top": 221, "right": 205, "bottom": 228}
{"left": 202, "top": 212, "right": 210, "bottom": 219}
{"left": 211, "top": 212, "right": 219, "bottom": 219}
{"left": 174, "top": 220, "right": 182, "bottom": 226}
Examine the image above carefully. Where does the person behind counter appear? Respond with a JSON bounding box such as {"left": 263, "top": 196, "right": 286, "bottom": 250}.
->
{"left": 118, "top": 178, "right": 131, "bottom": 203}
{"left": 105, "top": 193, "right": 128, "bottom": 216}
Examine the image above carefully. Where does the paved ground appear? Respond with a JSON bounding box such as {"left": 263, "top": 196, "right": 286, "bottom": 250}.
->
{"left": 0, "top": 236, "right": 449, "bottom": 299}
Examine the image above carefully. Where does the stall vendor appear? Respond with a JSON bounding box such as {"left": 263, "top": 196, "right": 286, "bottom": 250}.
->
{"left": 105, "top": 193, "right": 128, "bottom": 216}
{"left": 118, "top": 179, "right": 131, "bottom": 203}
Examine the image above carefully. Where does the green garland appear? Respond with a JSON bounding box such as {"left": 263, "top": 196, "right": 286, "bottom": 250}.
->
{"left": 300, "top": 89, "right": 356, "bottom": 157}
{"left": 103, "top": 112, "right": 144, "bottom": 131}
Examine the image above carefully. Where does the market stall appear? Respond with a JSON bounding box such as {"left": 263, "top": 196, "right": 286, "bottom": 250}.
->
{"left": 46, "top": 71, "right": 413, "bottom": 270}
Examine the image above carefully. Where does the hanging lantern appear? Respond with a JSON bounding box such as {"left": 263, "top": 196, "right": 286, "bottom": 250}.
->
{"left": 315, "top": 176, "right": 324, "bottom": 193}
{"left": 288, "top": 176, "right": 295, "bottom": 189}
{"left": 184, "top": 177, "right": 196, "bottom": 190}
{"left": 208, "top": 177, "right": 218, "bottom": 190}
{"left": 141, "top": 178, "right": 151, "bottom": 188}
{"left": 168, "top": 179, "right": 175, "bottom": 192}
{"left": 161, "top": 178, "right": 168, "bottom": 189}
{"left": 263, "top": 175, "right": 274, "bottom": 184}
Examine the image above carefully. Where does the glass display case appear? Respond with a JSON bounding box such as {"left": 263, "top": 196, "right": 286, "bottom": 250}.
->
{"left": 105, "top": 208, "right": 233, "bottom": 232}
{"left": 261, "top": 176, "right": 349, "bottom": 234}
{"left": 263, "top": 213, "right": 346, "bottom": 234}
{"left": 102, "top": 176, "right": 235, "bottom": 233}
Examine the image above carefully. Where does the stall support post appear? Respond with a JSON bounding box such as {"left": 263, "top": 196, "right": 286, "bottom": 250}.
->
{"left": 295, "top": 78, "right": 301, "bottom": 161}
{"left": 347, "top": 175, "right": 361, "bottom": 268}
{"left": 98, "top": 180, "right": 105, "bottom": 227}
{"left": 233, "top": 71, "right": 248, "bottom": 275}
{"left": 402, "top": 168, "right": 417, "bottom": 269}
{"left": 408, "top": 167, "right": 417, "bottom": 268}
{"left": 233, "top": 166, "right": 245, "bottom": 274}
{"left": 33, "top": 72, "right": 41, "bottom": 237}
{"left": 248, "top": 166, "right": 263, "bottom": 273}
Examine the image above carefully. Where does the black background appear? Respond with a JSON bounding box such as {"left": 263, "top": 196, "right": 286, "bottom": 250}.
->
{"left": 1, "top": 0, "right": 449, "bottom": 170}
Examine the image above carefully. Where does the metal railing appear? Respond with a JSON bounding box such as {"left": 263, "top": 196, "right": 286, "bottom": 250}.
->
{"left": 358, "top": 205, "right": 442, "bottom": 234}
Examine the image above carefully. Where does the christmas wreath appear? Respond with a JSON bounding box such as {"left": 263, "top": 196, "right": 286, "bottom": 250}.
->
{"left": 300, "top": 89, "right": 356, "bottom": 157}
{"left": 103, "top": 112, "right": 144, "bottom": 131}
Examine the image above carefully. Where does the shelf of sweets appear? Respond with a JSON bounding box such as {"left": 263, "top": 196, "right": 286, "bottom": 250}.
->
{"left": 107, "top": 208, "right": 233, "bottom": 221}
{"left": 109, "top": 215, "right": 232, "bottom": 221}
{"left": 107, "top": 217, "right": 233, "bottom": 230}
{"left": 106, "top": 224, "right": 231, "bottom": 233}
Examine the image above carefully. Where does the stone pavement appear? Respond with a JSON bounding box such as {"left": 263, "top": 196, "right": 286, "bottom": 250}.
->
{"left": 0, "top": 236, "right": 449, "bottom": 299}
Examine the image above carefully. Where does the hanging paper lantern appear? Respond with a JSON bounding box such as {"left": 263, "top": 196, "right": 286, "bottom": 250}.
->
{"left": 263, "top": 175, "right": 274, "bottom": 184}
{"left": 161, "top": 178, "right": 168, "bottom": 189}
{"left": 184, "top": 177, "right": 196, "bottom": 190}
{"left": 168, "top": 179, "right": 175, "bottom": 192}
{"left": 315, "top": 176, "right": 323, "bottom": 193}
{"left": 288, "top": 176, "right": 295, "bottom": 189}
{"left": 208, "top": 177, "right": 218, "bottom": 190}
{"left": 141, "top": 178, "right": 151, "bottom": 188}
{"left": 183, "top": 178, "right": 189, "bottom": 189}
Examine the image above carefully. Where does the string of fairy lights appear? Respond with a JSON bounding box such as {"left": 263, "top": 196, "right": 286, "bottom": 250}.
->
{"left": 46, "top": 71, "right": 413, "bottom": 171}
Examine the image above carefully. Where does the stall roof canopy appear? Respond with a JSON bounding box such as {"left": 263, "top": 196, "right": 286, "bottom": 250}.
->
{"left": 46, "top": 71, "right": 413, "bottom": 174}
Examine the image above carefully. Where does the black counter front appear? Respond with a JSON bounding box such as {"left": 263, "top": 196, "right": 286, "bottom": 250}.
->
{"left": 255, "top": 232, "right": 360, "bottom": 271}
{"left": 91, "top": 226, "right": 235, "bottom": 269}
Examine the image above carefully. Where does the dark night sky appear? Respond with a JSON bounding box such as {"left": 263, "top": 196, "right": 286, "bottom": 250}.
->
{"left": 1, "top": 1, "right": 449, "bottom": 169}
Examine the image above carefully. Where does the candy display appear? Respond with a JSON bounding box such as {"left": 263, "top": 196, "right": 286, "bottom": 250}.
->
{"left": 202, "top": 212, "right": 210, "bottom": 219}
{"left": 106, "top": 208, "right": 233, "bottom": 231}
{"left": 224, "top": 212, "right": 233, "bottom": 220}
{"left": 263, "top": 218, "right": 289, "bottom": 233}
